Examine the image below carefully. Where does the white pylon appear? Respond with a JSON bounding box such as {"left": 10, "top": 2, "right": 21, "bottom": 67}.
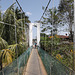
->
{"left": 29, "top": 23, "right": 40, "bottom": 47}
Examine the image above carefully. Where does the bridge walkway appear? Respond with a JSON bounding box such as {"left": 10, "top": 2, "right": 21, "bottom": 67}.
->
{"left": 23, "top": 48, "right": 47, "bottom": 75}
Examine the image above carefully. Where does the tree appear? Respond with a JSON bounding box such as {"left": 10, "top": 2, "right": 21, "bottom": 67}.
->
{"left": 0, "top": 3, "right": 30, "bottom": 71}
{"left": 41, "top": 7, "right": 62, "bottom": 35}
{"left": 58, "top": 0, "right": 74, "bottom": 41}
{"left": 15, "top": 7, "right": 30, "bottom": 43}
{"left": 1, "top": 4, "right": 30, "bottom": 44}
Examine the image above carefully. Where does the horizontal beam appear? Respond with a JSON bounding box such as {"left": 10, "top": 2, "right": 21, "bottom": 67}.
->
{"left": 0, "top": 21, "right": 27, "bottom": 29}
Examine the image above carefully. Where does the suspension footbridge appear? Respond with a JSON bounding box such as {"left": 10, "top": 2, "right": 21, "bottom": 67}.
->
{"left": 23, "top": 49, "right": 47, "bottom": 75}
{"left": 0, "top": 0, "right": 75, "bottom": 75}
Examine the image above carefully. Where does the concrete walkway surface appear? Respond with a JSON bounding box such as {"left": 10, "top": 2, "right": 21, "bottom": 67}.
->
{"left": 23, "top": 49, "right": 47, "bottom": 75}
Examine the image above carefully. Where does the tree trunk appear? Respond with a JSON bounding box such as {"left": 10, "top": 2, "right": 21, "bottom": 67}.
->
{"left": 69, "top": 23, "right": 73, "bottom": 42}
{"left": 70, "top": 30, "right": 73, "bottom": 42}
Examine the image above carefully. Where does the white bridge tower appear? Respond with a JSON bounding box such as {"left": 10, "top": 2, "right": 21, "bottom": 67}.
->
{"left": 29, "top": 23, "right": 40, "bottom": 47}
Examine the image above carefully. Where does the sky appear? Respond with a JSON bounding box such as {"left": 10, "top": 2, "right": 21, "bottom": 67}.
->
{"left": 1, "top": 0, "right": 60, "bottom": 22}
{"left": 0, "top": 0, "right": 61, "bottom": 39}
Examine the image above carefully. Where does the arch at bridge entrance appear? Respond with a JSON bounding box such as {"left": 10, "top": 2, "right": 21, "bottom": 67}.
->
{"left": 29, "top": 23, "right": 40, "bottom": 47}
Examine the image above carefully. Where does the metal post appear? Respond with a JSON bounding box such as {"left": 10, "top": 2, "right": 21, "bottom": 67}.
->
{"left": 22, "top": 12, "right": 26, "bottom": 65}
{"left": 50, "top": 62, "right": 52, "bottom": 75}
{"left": 13, "top": 0, "right": 19, "bottom": 75}
{"left": 45, "top": 27, "right": 46, "bottom": 51}
{"left": 73, "top": 0, "right": 75, "bottom": 73}
{"left": 51, "top": 0, "right": 54, "bottom": 55}
{"left": 21, "top": 10, "right": 23, "bottom": 40}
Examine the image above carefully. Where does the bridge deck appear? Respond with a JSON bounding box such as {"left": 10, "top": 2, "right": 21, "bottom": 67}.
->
{"left": 23, "top": 48, "right": 47, "bottom": 75}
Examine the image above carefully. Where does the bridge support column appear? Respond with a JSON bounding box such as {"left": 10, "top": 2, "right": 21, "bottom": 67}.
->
{"left": 37, "top": 23, "right": 40, "bottom": 46}
{"left": 29, "top": 23, "right": 40, "bottom": 47}
{"left": 29, "top": 23, "right": 33, "bottom": 47}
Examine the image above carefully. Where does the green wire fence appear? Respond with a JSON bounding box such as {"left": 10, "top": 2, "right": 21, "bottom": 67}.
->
{"left": 38, "top": 47, "right": 74, "bottom": 75}
{"left": 0, "top": 47, "right": 32, "bottom": 75}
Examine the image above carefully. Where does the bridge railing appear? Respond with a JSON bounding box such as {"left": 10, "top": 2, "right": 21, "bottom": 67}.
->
{"left": 0, "top": 47, "right": 32, "bottom": 75}
{"left": 38, "top": 47, "right": 74, "bottom": 75}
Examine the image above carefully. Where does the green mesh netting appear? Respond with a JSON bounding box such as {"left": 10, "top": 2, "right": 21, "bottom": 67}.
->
{"left": 38, "top": 47, "right": 74, "bottom": 75}
{"left": 0, "top": 47, "right": 32, "bottom": 75}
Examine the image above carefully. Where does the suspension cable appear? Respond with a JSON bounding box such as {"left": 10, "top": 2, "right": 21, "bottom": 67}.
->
{"left": 15, "top": 0, "right": 24, "bottom": 12}
{"left": 16, "top": 0, "right": 25, "bottom": 18}
{"left": 39, "top": 0, "right": 51, "bottom": 22}
{"left": 15, "top": 0, "right": 26, "bottom": 24}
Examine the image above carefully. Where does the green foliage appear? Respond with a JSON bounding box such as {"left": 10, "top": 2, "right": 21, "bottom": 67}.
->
{"left": 0, "top": 37, "right": 8, "bottom": 50}
{"left": 8, "top": 42, "right": 27, "bottom": 58}
{"left": 0, "top": 37, "right": 13, "bottom": 70}
{"left": 40, "top": 36, "right": 73, "bottom": 69}
{"left": 0, "top": 3, "right": 30, "bottom": 70}
{"left": 47, "top": 7, "right": 60, "bottom": 25}
{"left": 0, "top": 49, "right": 14, "bottom": 64}
{"left": 0, "top": 42, "right": 27, "bottom": 70}
{"left": 40, "top": 7, "right": 63, "bottom": 36}
{"left": 1, "top": 4, "right": 30, "bottom": 45}
{"left": 58, "top": 0, "right": 74, "bottom": 41}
